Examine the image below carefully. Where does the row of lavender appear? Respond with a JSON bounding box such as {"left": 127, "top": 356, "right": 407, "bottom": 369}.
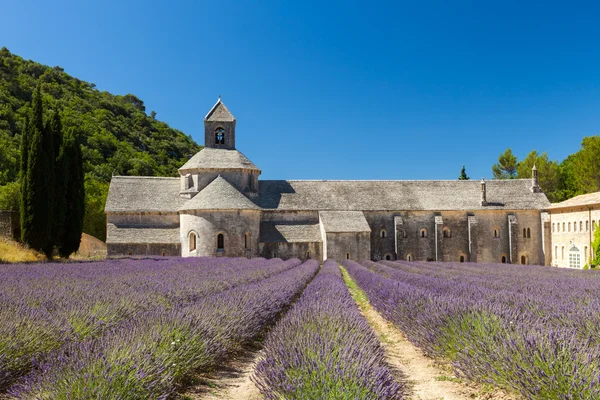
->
{"left": 253, "top": 259, "right": 404, "bottom": 400}
{"left": 343, "top": 259, "right": 600, "bottom": 399}
{"left": 0, "top": 257, "right": 311, "bottom": 397}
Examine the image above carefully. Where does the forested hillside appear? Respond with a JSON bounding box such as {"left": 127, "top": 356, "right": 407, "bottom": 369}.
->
{"left": 0, "top": 47, "right": 201, "bottom": 240}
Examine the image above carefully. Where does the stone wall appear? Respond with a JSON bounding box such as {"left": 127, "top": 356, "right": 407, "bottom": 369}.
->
{"left": 259, "top": 241, "right": 322, "bottom": 262}
{"left": 107, "top": 243, "right": 180, "bottom": 257}
{"left": 204, "top": 120, "right": 236, "bottom": 150}
{"left": 182, "top": 169, "right": 259, "bottom": 197}
{"left": 180, "top": 209, "right": 261, "bottom": 258}
{"left": 107, "top": 212, "right": 179, "bottom": 227}
{"left": 0, "top": 211, "right": 19, "bottom": 240}
{"left": 325, "top": 231, "right": 371, "bottom": 262}
{"left": 549, "top": 206, "right": 600, "bottom": 268}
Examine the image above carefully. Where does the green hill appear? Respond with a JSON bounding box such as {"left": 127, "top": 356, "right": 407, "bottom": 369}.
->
{"left": 0, "top": 47, "right": 201, "bottom": 240}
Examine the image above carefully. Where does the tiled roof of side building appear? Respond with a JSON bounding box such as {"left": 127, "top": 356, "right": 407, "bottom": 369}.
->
{"left": 548, "top": 191, "right": 600, "bottom": 210}
{"left": 105, "top": 176, "right": 187, "bottom": 213}
{"left": 259, "top": 222, "right": 322, "bottom": 243}
{"left": 179, "top": 176, "right": 261, "bottom": 211}
{"left": 319, "top": 211, "right": 371, "bottom": 232}
{"left": 106, "top": 223, "right": 180, "bottom": 244}
{"left": 178, "top": 148, "right": 260, "bottom": 172}
{"left": 256, "top": 179, "right": 551, "bottom": 211}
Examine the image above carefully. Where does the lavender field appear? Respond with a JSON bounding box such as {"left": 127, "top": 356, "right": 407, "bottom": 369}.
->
{"left": 343, "top": 259, "right": 600, "bottom": 399}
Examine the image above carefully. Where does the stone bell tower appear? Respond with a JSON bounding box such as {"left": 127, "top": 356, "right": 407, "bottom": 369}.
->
{"left": 204, "top": 97, "right": 236, "bottom": 149}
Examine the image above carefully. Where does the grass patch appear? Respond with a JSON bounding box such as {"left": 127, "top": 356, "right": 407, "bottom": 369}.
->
{"left": 0, "top": 238, "right": 44, "bottom": 263}
{"left": 435, "top": 375, "right": 462, "bottom": 383}
{"left": 340, "top": 266, "right": 370, "bottom": 311}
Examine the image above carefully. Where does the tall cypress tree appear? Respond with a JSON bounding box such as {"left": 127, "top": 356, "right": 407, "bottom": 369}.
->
{"left": 21, "top": 82, "right": 55, "bottom": 258}
{"left": 19, "top": 114, "right": 31, "bottom": 181}
{"left": 50, "top": 110, "right": 66, "bottom": 251}
{"left": 58, "top": 127, "right": 85, "bottom": 257}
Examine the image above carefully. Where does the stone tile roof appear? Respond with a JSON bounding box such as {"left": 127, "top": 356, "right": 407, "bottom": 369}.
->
{"left": 179, "top": 176, "right": 261, "bottom": 211}
{"left": 319, "top": 211, "right": 371, "bottom": 233}
{"left": 256, "top": 179, "right": 551, "bottom": 211}
{"left": 260, "top": 222, "right": 322, "bottom": 243}
{"left": 179, "top": 148, "right": 260, "bottom": 172}
{"left": 205, "top": 99, "right": 235, "bottom": 121}
{"left": 106, "top": 223, "right": 180, "bottom": 244}
{"left": 105, "top": 176, "right": 186, "bottom": 213}
{"left": 548, "top": 191, "right": 600, "bottom": 210}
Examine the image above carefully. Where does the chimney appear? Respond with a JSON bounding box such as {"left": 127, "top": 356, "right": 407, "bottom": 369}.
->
{"left": 480, "top": 178, "right": 487, "bottom": 206}
{"left": 531, "top": 164, "right": 541, "bottom": 193}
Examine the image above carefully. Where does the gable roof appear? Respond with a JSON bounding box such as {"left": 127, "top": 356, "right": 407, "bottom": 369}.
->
{"left": 548, "top": 191, "right": 600, "bottom": 210}
{"left": 179, "top": 148, "right": 260, "bottom": 172}
{"left": 260, "top": 222, "right": 322, "bottom": 243}
{"left": 105, "top": 176, "right": 186, "bottom": 213}
{"left": 256, "top": 179, "right": 551, "bottom": 211}
{"left": 179, "top": 176, "right": 261, "bottom": 211}
{"left": 204, "top": 98, "right": 235, "bottom": 122}
{"left": 319, "top": 211, "right": 371, "bottom": 232}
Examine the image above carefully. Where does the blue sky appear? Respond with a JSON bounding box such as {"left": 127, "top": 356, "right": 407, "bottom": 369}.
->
{"left": 2, "top": 1, "right": 599, "bottom": 180}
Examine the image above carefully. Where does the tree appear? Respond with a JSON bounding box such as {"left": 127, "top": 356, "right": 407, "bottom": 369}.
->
{"left": 592, "top": 225, "right": 600, "bottom": 267}
{"left": 458, "top": 165, "right": 470, "bottom": 180}
{"left": 50, "top": 110, "right": 67, "bottom": 249}
{"left": 20, "top": 82, "right": 55, "bottom": 258}
{"left": 0, "top": 181, "right": 20, "bottom": 211}
{"left": 571, "top": 136, "right": 600, "bottom": 194}
{"left": 492, "top": 148, "right": 518, "bottom": 179}
{"left": 516, "top": 151, "right": 561, "bottom": 202}
{"left": 58, "top": 127, "right": 85, "bottom": 257}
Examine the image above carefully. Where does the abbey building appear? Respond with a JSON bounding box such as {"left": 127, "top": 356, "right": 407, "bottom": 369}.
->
{"left": 105, "top": 99, "right": 552, "bottom": 264}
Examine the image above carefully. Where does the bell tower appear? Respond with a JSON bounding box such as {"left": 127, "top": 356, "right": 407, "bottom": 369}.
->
{"left": 204, "top": 97, "right": 236, "bottom": 149}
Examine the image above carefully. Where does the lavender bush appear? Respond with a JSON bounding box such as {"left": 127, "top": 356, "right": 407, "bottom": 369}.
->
{"left": 0, "top": 257, "right": 305, "bottom": 395}
{"left": 343, "top": 259, "right": 600, "bottom": 399}
{"left": 253, "top": 259, "right": 404, "bottom": 400}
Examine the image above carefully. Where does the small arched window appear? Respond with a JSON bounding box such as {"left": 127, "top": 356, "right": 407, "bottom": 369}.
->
{"left": 215, "top": 127, "right": 225, "bottom": 144}
{"left": 586, "top": 220, "right": 589, "bottom": 231}
{"left": 501, "top": 255, "right": 507, "bottom": 263}
{"left": 406, "top": 254, "right": 413, "bottom": 262}
{"left": 585, "top": 246, "right": 588, "bottom": 263}
{"left": 523, "top": 228, "right": 527, "bottom": 238}
{"left": 527, "top": 228, "right": 531, "bottom": 238}
{"left": 552, "top": 223, "right": 555, "bottom": 233}
{"left": 217, "top": 233, "right": 224, "bottom": 250}
{"left": 162, "top": 251, "right": 166, "bottom": 256}
{"left": 419, "top": 228, "right": 428, "bottom": 238}
{"left": 380, "top": 229, "right": 387, "bottom": 238}
{"left": 306, "top": 251, "right": 311, "bottom": 259}
{"left": 443, "top": 227, "right": 451, "bottom": 238}
{"left": 521, "top": 255, "right": 527, "bottom": 265}
{"left": 568, "top": 222, "right": 571, "bottom": 232}
{"left": 563, "top": 222, "right": 566, "bottom": 232}
{"left": 189, "top": 232, "right": 197, "bottom": 251}
{"left": 459, "top": 255, "right": 465, "bottom": 263}
{"left": 272, "top": 251, "right": 278, "bottom": 258}
{"left": 493, "top": 228, "right": 499, "bottom": 238}
{"left": 580, "top": 221, "right": 583, "bottom": 231}
{"left": 346, "top": 252, "right": 351, "bottom": 260}
{"left": 244, "top": 232, "right": 250, "bottom": 249}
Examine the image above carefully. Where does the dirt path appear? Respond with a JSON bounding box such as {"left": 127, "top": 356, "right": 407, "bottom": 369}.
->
{"left": 342, "top": 268, "right": 516, "bottom": 400}
{"left": 180, "top": 345, "right": 263, "bottom": 400}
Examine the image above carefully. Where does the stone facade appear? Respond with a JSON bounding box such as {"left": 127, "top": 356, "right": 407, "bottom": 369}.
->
{"left": 0, "top": 211, "right": 20, "bottom": 241}
{"left": 105, "top": 99, "right": 551, "bottom": 263}
{"left": 547, "top": 192, "right": 600, "bottom": 268}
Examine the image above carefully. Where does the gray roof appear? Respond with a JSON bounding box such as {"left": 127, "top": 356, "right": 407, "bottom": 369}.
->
{"left": 319, "top": 211, "right": 371, "bottom": 232}
{"left": 548, "top": 191, "right": 600, "bottom": 210}
{"left": 256, "top": 179, "right": 551, "bottom": 211}
{"left": 105, "top": 176, "right": 187, "bottom": 213}
{"left": 179, "top": 148, "right": 260, "bottom": 172}
{"left": 106, "top": 223, "right": 180, "bottom": 244}
{"left": 205, "top": 99, "right": 235, "bottom": 122}
{"left": 179, "top": 176, "right": 261, "bottom": 211}
{"left": 260, "top": 222, "right": 322, "bottom": 243}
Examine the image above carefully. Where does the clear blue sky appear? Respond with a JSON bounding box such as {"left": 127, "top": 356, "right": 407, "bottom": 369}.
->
{"left": 2, "top": 1, "right": 599, "bottom": 180}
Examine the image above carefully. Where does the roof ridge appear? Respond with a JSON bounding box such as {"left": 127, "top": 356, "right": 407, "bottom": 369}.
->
{"left": 258, "top": 179, "right": 532, "bottom": 183}
{"left": 111, "top": 176, "right": 179, "bottom": 180}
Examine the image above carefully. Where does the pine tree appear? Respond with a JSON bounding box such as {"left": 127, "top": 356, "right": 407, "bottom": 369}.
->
{"left": 50, "top": 110, "right": 67, "bottom": 251}
{"left": 20, "top": 82, "right": 55, "bottom": 258}
{"left": 58, "top": 128, "right": 85, "bottom": 257}
{"left": 458, "top": 165, "right": 470, "bottom": 180}
{"left": 492, "top": 148, "right": 518, "bottom": 179}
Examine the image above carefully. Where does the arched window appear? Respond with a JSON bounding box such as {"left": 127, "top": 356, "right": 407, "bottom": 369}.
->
{"left": 189, "top": 232, "right": 197, "bottom": 251}
{"left": 346, "top": 252, "right": 351, "bottom": 260}
{"left": 586, "top": 220, "right": 589, "bottom": 231}
{"left": 568, "top": 222, "right": 571, "bottom": 232}
{"left": 554, "top": 246, "right": 558, "bottom": 260}
{"left": 217, "top": 233, "right": 224, "bottom": 250}
{"left": 443, "top": 227, "right": 451, "bottom": 238}
{"left": 306, "top": 251, "right": 311, "bottom": 259}
{"left": 527, "top": 228, "right": 531, "bottom": 238}
{"left": 585, "top": 246, "right": 588, "bottom": 263}
{"left": 523, "top": 228, "right": 527, "bottom": 238}
{"left": 569, "top": 245, "right": 581, "bottom": 268}
{"left": 459, "top": 255, "right": 465, "bottom": 263}
{"left": 580, "top": 221, "right": 583, "bottom": 231}
{"left": 419, "top": 228, "right": 428, "bottom": 238}
{"left": 552, "top": 223, "right": 555, "bottom": 233}
{"left": 162, "top": 251, "right": 166, "bottom": 256}
{"left": 493, "top": 228, "right": 499, "bottom": 238}
{"left": 272, "top": 251, "right": 278, "bottom": 258}
{"left": 563, "top": 222, "right": 566, "bottom": 232}
{"left": 561, "top": 246, "right": 565, "bottom": 260}
{"left": 215, "top": 127, "right": 225, "bottom": 144}
{"left": 384, "top": 253, "right": 392, "bottom": 261}
{"left": 521, "top": 255, "right": 527, "bottom": 265}
{"left": 501, "top": 255, "right": 507, "bottom": 263}
{"left": 380, "top": 229, "right": 387, "bottom": 238}
{"left": 406, "top": 254, "right": 413, "bottom": 262}
{"left": 244, "top": 232, "right": 250, "bottom": 249}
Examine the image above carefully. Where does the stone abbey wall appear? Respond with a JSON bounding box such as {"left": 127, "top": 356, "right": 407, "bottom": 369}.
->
{"left": 0, "top": 211, "right": 20, "bottom": 241}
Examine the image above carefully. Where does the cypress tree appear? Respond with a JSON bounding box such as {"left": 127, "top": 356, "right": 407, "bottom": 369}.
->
{"left": 58, "top": 128, "right": 85, "bottom": 257}
{"left": 21, "top": 82, "right": 55, "bottom": 258}
{"left": 458, "top": 165, "right": 470, "bottom": 180}
{"left": 19, "top": 114, "right": 31, "bottom": 181}
{"left": 50, "top": 110, "right": 67, "bottom": 252}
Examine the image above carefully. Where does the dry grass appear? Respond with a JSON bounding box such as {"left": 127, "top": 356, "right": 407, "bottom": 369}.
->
{"left": 0, "top": 237, "right": 45, "bottom": 263}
